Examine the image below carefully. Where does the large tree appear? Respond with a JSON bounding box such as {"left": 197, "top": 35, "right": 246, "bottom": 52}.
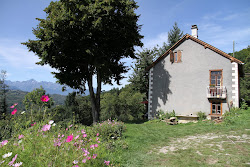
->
{"left": 23, "top": 0, "right": 143, "bottom": 123}
{"left": 129, "top": 48, "right": 159, "bottom": 98}
{"left": 231, "top": 46, "right": 250, "bottom": 105}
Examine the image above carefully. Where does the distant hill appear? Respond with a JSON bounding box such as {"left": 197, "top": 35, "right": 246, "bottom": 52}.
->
{"left": 6, "top": 89, "right": 66, "bottom": 112}
{"left": 5, "top": 79, "right": 89, "bottom": 96}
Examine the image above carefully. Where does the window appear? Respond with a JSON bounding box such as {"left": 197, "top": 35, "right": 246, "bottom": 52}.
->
{"left": 170, "top": 50, "right": 182, "bottom": 63}
{"left": 174, "top": 52, "right": 178, "bottom": 62}
{"left": 211, "top": 102, "right": 222, "bottom": 115}
{"left": 210, "top": 70, "right": 222, "bottom": 86}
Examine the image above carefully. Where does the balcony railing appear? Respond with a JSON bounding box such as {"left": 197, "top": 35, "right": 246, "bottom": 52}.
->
{"left": 207, "top": 86, "right": 227, "bottom": 99}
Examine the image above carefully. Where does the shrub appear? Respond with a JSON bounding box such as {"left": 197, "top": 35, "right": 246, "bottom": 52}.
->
{"left": 156, "top": 110, "right": 176, "bottom": 120}
{"left": 223, "top": 107, "right": 242, "bottom": 124}
{"left": 91, "top": 119, "right": 126, "bottom": 142}
{"left": 197, "top": 111, "right": 206, "bottom": 121}
{"left": 240, "top": 101, "right": 248, "bottom": 110}
{"left": 0, "top": 121, "right": 114, "bottom": 166}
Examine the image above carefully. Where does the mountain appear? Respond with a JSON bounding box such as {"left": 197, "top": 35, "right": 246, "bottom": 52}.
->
{"left": 6, "top": 89, "right": 66, "bottom": 111}
{"left": 5, "top": 79, "right": 89, "bottom": 96}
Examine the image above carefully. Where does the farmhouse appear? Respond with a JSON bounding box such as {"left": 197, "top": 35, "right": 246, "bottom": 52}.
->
{"left": 147, "top": 25, "right": 243, "bottom": 120}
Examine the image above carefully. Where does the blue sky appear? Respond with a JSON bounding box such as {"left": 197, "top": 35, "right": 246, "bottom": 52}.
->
{"left": 0, "top": 0, "right": 250, "bottom": 91}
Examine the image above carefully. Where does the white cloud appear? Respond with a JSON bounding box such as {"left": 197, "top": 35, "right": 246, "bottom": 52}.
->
{"left": 143, "top": 32, "right": 168, "bottom": 49}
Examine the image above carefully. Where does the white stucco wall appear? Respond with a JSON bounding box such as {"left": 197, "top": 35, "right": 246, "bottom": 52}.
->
{"left": 149, "top": 39, "right": 234, "bottom": 118}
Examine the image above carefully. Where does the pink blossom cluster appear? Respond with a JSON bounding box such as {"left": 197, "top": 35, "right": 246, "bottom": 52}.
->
{"left": 10, "top": 103, "right": 18, "bottom": 115}
{"left": 51, "top": 126, "right": 111, "bottom": 166}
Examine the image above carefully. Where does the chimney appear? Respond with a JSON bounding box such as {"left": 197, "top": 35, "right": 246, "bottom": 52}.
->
{"left": 191, "top": 25, "right": 198, "bottom": 38}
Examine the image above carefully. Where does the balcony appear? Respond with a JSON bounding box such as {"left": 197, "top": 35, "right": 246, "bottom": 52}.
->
{"left": 207, "top": 86, "right": 227, "bottom": 99}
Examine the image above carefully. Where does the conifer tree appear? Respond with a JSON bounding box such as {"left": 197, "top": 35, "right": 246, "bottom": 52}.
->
{"left": 168, "top": 22, "right": 183, "bottom": 47}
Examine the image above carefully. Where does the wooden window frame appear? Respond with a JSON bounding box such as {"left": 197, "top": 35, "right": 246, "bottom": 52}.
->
{"left": 210, "top": 102, "right": 222, "bottom": 115}
{"left": 209, "top": 69, "right": 223, "bottom": 86}
{"left": 173, "top": 50, "right": 182, "bottom": 63}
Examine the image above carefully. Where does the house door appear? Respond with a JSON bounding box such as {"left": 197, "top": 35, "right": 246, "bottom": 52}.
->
{"left": 210, "top": 70, "right": 222, "bottom": 86}
{"left": 210, "top": 70, "right": 222, "bottom": 96}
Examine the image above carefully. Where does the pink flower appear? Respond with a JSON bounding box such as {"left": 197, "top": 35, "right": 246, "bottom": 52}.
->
{"left": 1, "top": 140, "right": 8, "bottom": 146}
{"left": 87, "top": 157, "right": 91, "bottom": 160}
{"left": 31, "top": 122, "right": 36, "bottom": 126}
{"left": 74, "top": 135, "right": 79, "bottom": 140}
{"left": 96, "top": 133, "right": 99, "bottom": 136}
{"left": 11, "top": 109, "right": 17, "bottom": 115}
{"left": 83, "top": 134, "right": 87, "bottom": 138}
{"left": 90, "top": 145, "right": 94, "bottom": 149}
{"left": 92, "top": 154, "right": 97, "bottom": 159}
{"left": 104, "top": 160, "right": 110, "bottom": 166}
{"left": 41, "top": 124, "right": 51, "bottom": 131}
{"left": 13, "top": 162, "right": 23, "bottom": 167}
{"left": 41, "top": 95, "right": 50, "bottom": 102}
{"left": 10, "top": 103, "right": 18, "bottom": 108}
{"left": 72, "top": 165, "right": 79, "bottom": 167}
{"left": 82, "top": 159, "right": 86, "bottom": 163}
{"left": 66, "top": 135, "right": 73, "bottom": 142}
{"left": 8, "top": 154, "right": 18, "bottom": 166}
{"left": 81, "top": 129, "right": 85, "bottom": 134}
{"left": 94, "top": 144, "right": 98, "bottom": 148}
{"left": 18, "top": 134, "right": 24, "bottom": 139}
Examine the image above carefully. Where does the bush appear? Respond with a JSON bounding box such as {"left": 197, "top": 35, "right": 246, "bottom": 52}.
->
{"left": 156, "top": 110, "right": 176, "bottom": 120}
{"left": 240, "top": 101, "right": 248, "bottom": 110}
{"left": 91, "top": 119, "right": 126, "bottom": 142}
{"left": 223, "top": 107, "right": 242, "bottom": 124}
{"left": 197, "top": 111, "right": 206, "bottom": 121}
{"left": 0, "top": 121, "right": 113, "bottom": 167}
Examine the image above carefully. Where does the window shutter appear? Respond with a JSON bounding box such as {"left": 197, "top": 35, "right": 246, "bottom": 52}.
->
{"left": 170, "top": 50, "right": 174, "bottom": 63}
{"left": 177, "top": 50, "right": 182, "bottom": 63}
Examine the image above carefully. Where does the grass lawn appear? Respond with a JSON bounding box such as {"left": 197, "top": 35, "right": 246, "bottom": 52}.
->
{"left": 109, "top": 109, "right": 250, "bottom": 167}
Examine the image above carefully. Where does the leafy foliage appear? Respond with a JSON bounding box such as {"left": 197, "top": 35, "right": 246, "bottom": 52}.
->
{"left": 91, "top": 119, "right": 126, "bottom": 142}
{"left": 100, "top": 85, "right": 145, "bottom": 121}
{"left": 22, "top": 0, "right": 143, "bottom": 123}
{"left": 197, "top": 111, "right": 207, "bottom": 121}
{"left": 129, "top": 48, "right": 159, "bottom": 97}
{"left": 231, "top": 46, "right": 250, "bottom": 105}
{"left": 156, "top": 109, "right": 176, "bottom": 120}
{"left": 0, "top": 70, "right": 8, "bottom": 119}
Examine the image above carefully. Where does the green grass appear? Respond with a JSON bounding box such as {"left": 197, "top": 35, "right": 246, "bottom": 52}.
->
{"left": 109, "top": 109, "right": 250, "bottom": 167}
{"left": 1, "top": 108, "right": 249, "bottom": 166}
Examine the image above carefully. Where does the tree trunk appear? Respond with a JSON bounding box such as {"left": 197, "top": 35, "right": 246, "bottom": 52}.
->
{"left": 87, "top": 71, "right": 101, "bottom": 124}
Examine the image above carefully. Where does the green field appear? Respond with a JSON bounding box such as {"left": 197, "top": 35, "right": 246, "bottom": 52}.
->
{"left": 109, "top": 109, "right": 250, "bottom": 167}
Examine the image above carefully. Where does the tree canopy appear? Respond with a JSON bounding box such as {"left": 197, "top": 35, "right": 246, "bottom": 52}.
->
{"left": 22, "top": 0, "right": 143, "bottom": 123}
{"left": 232, "top": 46, "right": 250, "bottom": 105}
{"left": 168, "top": 22, "right": 183, "bottom": 47}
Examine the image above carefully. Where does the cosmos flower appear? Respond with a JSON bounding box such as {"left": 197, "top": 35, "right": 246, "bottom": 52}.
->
{"left": 11, "top": 109, "right": 17, "bottom": 115}
{"left": 104, "top": 160, "right": 110, "bottom": 166}
{"left": 18, "top": 134, "right": 24, "bottom": 139}
{"left": 2, "top": 152, "right": 12, "bottom": 158}
{"left": 8, "top": 154, "right": 18, "bottom": 166}
{"left": 1, "top": 140, "right": 8, "bottom": 146}
{"left": 41, "top": 95, "right": 50, "bottom": 102}
{"left": 66, "top": 135, "right": 73, "bottom": 142}
{"left": 49, "top": 120, "right": 54, "bottom": 125}
{"left": 41, "top": 124, "right": 51, "bottom": 132}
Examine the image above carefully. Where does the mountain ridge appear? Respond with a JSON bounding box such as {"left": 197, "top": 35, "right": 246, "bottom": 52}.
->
{"left": 5, "top": 79, "right": 90, "bottom": 96}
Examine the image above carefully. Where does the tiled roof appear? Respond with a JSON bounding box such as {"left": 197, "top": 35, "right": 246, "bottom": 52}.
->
{"left": 147, "top": 34, "right": 243, "bottom": 71}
